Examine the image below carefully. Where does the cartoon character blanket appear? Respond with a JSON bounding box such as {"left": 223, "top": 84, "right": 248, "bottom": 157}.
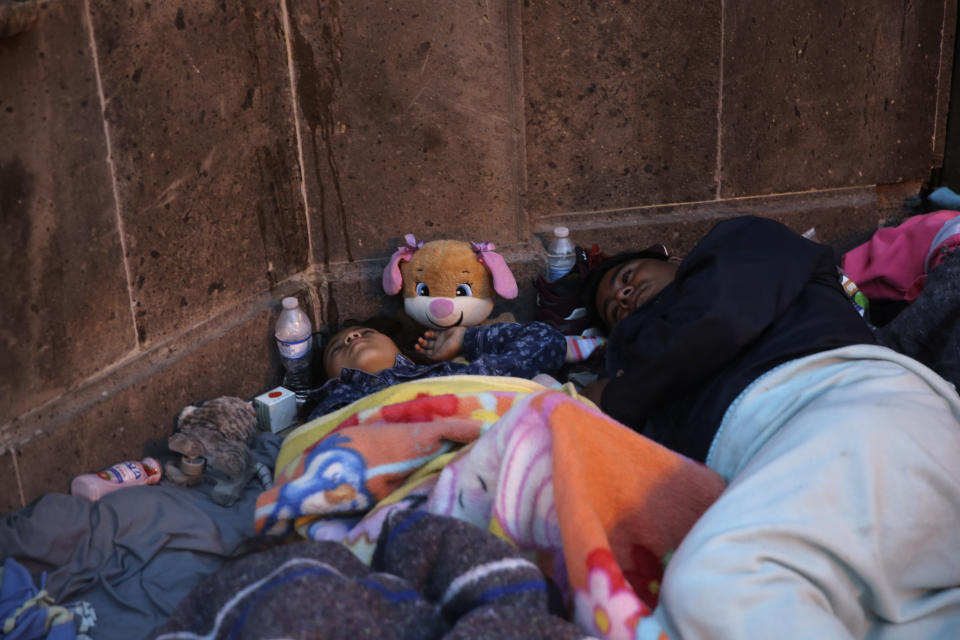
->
{"left": 254, "top": 376, "right": 726, "bottom": 639}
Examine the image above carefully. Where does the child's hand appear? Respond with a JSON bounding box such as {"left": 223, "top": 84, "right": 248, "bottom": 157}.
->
{"left": 416, "top": 327, "right": 466, "bottom": 362}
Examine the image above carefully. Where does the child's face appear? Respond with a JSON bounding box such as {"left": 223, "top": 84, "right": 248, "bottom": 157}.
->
{"left": 594, "top": 258, "right": 678, "bottom": 328}
{"left": 323, "top": 327, "right": 401, "bottom": 379}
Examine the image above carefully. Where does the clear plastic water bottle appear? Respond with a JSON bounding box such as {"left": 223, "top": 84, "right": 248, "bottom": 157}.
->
{"left": 275, "top": 296, "right": 313, "bottom": 407}
{"left": 546, "top": 226, "right": 577, "bottom": 282}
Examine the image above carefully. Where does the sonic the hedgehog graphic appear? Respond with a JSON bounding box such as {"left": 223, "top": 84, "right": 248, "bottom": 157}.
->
{"left": 264, "top": 435, "right": 374, "bottom": 532}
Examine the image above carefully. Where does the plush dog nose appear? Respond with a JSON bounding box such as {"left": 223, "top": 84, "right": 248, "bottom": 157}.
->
{"left": 430, "top": 298, "right": 454, "bottom": 318}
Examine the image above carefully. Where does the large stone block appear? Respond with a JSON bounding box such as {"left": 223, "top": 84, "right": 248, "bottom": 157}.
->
{"left": 12, "top": 307, "right": 278, "bottom": 506}
{"left": 286, "top": 0, "right": 525, "bottom": 263}
{"left": 522, "top": 0, "right": 721, "bottom": 216}
{"left": 87, "top": 0, "right": 307, "bottom": 347}
{"left": 0, "top": 1, "right": 134, "bottom": 425}
{"left": 721, "top": 0, "right": 945, "bottom": 197}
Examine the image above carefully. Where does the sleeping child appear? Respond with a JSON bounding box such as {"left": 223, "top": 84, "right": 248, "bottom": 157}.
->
{"left": 304, "top": 321, "right": 566, "bottom": 421}
{"left": 581, "top": 215, "right": 960, "bottom": 638}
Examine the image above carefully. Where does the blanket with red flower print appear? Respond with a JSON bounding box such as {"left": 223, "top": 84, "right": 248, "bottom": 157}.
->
{"left": 254, "top": 376, "right": 726, "bottom": 638}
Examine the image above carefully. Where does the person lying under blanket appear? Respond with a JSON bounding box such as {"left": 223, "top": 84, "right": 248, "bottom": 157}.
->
{"left": 580, "top": 215, "right": 960, "bottom": 639}
{"left": 255, "top": 355, "right": 726, "bottom": 638}
{"left": 304, "top": 320, "right": 566, "bottom": 421}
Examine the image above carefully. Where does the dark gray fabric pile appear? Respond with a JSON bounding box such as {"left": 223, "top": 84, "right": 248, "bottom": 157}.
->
{"left": 152, "top": 510, "right": 586, "bottom": 639}
{"left": 0, "top": 432, "right": 284, "bottom": 640}
{"left": 876, "top": 249, "right": 960, "bottom": 389}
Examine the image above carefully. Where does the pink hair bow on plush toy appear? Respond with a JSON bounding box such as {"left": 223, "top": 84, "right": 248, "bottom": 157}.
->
{"left": 471, "top": 241, "right": 518, "bottom": 299}
{"left": 383, "top": 234, "right": 423, "bottom": 295}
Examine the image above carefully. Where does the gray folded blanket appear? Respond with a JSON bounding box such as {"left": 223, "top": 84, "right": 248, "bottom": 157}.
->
{"left": 0, "top": 432, "right": 283, "bottom": 640}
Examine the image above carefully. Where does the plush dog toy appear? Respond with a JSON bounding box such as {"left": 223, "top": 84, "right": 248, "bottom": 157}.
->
{"left": 165, "top": 396, "right": 271, "bottom": 506}
{"left": 382, "top": 235, "right": 518, "bottom": 329}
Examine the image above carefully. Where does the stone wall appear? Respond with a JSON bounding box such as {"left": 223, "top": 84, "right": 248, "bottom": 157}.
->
{"left": 0, "top": 0, "right": 954, "bottom": 511}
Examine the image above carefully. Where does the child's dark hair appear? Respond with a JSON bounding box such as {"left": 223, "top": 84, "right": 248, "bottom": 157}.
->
{"left": 581, "top": 245, "right": 671, "bottom": 329}
{"left": 318, "top": 315, "right": 403, "bottom": 351}
{"left": 314, "top": 315, "right": 413, "bottom": 379}
{"left": 300, "top": 315, "right": 410, "bottom": 417}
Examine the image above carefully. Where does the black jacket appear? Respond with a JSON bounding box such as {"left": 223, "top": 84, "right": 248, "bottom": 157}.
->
{"left": 600, "top": 216, "right": 876, "bottom": 462}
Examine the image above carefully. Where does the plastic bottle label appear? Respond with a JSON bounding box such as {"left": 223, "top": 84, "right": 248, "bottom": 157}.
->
{"left": 547, "top": 258, "right": 577, "bottom": 282}
{"left": 276, "top": 335, "right": 312, "bottom": 359}
{"left": 98, "top": 461, "right": 144, "bottom": 483}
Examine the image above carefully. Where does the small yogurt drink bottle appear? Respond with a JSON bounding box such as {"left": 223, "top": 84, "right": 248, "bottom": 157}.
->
{"left": 70, "top": 457, "right": 162, "bottom": 501}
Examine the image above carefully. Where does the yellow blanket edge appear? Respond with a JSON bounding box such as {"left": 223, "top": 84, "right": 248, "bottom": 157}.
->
{"left": 275, "top": 375, "right": 550, "bottom": 474}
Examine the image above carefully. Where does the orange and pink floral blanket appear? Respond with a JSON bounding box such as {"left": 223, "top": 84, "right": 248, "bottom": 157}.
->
{"left": 254, "top": 375, "right": 725, "bottom": 638}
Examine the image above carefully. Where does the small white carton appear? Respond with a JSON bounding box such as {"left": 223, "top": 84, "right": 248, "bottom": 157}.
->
{"left": 253, "top": 386, "right": 298, "bottom": 434}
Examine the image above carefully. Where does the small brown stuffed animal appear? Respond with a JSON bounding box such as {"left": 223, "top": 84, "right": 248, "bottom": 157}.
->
{"left": 165, "top": 396, "right": 258, "bottom": 506}
{"left": 382, "top": 235, "right": 518, "bottom": 330}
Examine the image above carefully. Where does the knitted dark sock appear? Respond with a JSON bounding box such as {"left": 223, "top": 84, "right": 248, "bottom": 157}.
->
{"left": 373, "top": 510, "right": 576, "bottom": 630}
{"left": 152, "top": 539, "right": 447, "bottom": 640}
{"left": 155, "top": 511, "right": 585, "bottom": 639}
{"left": 446, "top": 605, "right": 587, "bottom": 639}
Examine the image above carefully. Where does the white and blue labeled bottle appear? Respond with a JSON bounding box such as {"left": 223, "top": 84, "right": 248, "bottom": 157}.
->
{"left": 70, "top": 457, "right": 162, "bottom": 501}
{"left": 275, "top": 296, "right": 313, "bottom": 408}
{"left": 546, "top": 226, "right": 577, "bottom": 282}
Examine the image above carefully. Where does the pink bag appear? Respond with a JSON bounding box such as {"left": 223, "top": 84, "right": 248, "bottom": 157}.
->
{"left": 841, "top": 210, "right": 960, "bottom": 302}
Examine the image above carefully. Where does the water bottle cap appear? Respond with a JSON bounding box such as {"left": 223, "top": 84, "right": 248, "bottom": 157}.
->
{"left": 553, "top": 226, "right": 569, "bottom": 238}
{"left": 281, "top": 297, "right": 299, "bottom": 310}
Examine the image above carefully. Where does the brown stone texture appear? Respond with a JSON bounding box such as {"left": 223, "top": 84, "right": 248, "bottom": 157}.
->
{"left": 0, "top": 0, "right": 40, "bottom": 39}
{"left": 11, "top": 309, "right": 277, "bottom": 506}
{"left": 535, "top": 187, "right": 888, "bottom": 258}
{"left": 522, "top": 0, "right": 722, "bottom": 217}
{"left": 286, "top": 0, "right": 525, "bottom": 263}
{"left": 0, "top": 1, "right": 134, "bottom": 425}
{"left": 942, "top": 0, "right": 960, "bottom": 187}
{"left": 87, "top": 0, "right": 308, "bottom": 347}
{"left": 931, "top": 0, "right": 956, "bottom": 164}
{"left": 720, "top": 0, "right": 946, "bottom": 197}
{"left": 0, "top": 451, "right": 22, "bottom": 513}
{"left": 322, "top": 266, "right": 401, "bottom": 329}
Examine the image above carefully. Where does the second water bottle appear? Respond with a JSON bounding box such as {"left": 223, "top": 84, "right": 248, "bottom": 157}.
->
{"left": 546, "top": 226, "right": 577, "bottom": 282}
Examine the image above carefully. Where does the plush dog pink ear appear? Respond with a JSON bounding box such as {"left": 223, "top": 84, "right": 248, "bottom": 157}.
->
{"left": 471, "top": 241, "right": 518, "bottom": 299}
{"left": 383, "top": 234, "right": 421, "bottom": 295}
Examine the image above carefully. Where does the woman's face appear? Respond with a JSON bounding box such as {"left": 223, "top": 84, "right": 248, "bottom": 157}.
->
{"left": 594, "top": 258, "right": 678, "bottom": 328}
{"left": 323, "top": 327, "right": 400, "bottom": 379}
